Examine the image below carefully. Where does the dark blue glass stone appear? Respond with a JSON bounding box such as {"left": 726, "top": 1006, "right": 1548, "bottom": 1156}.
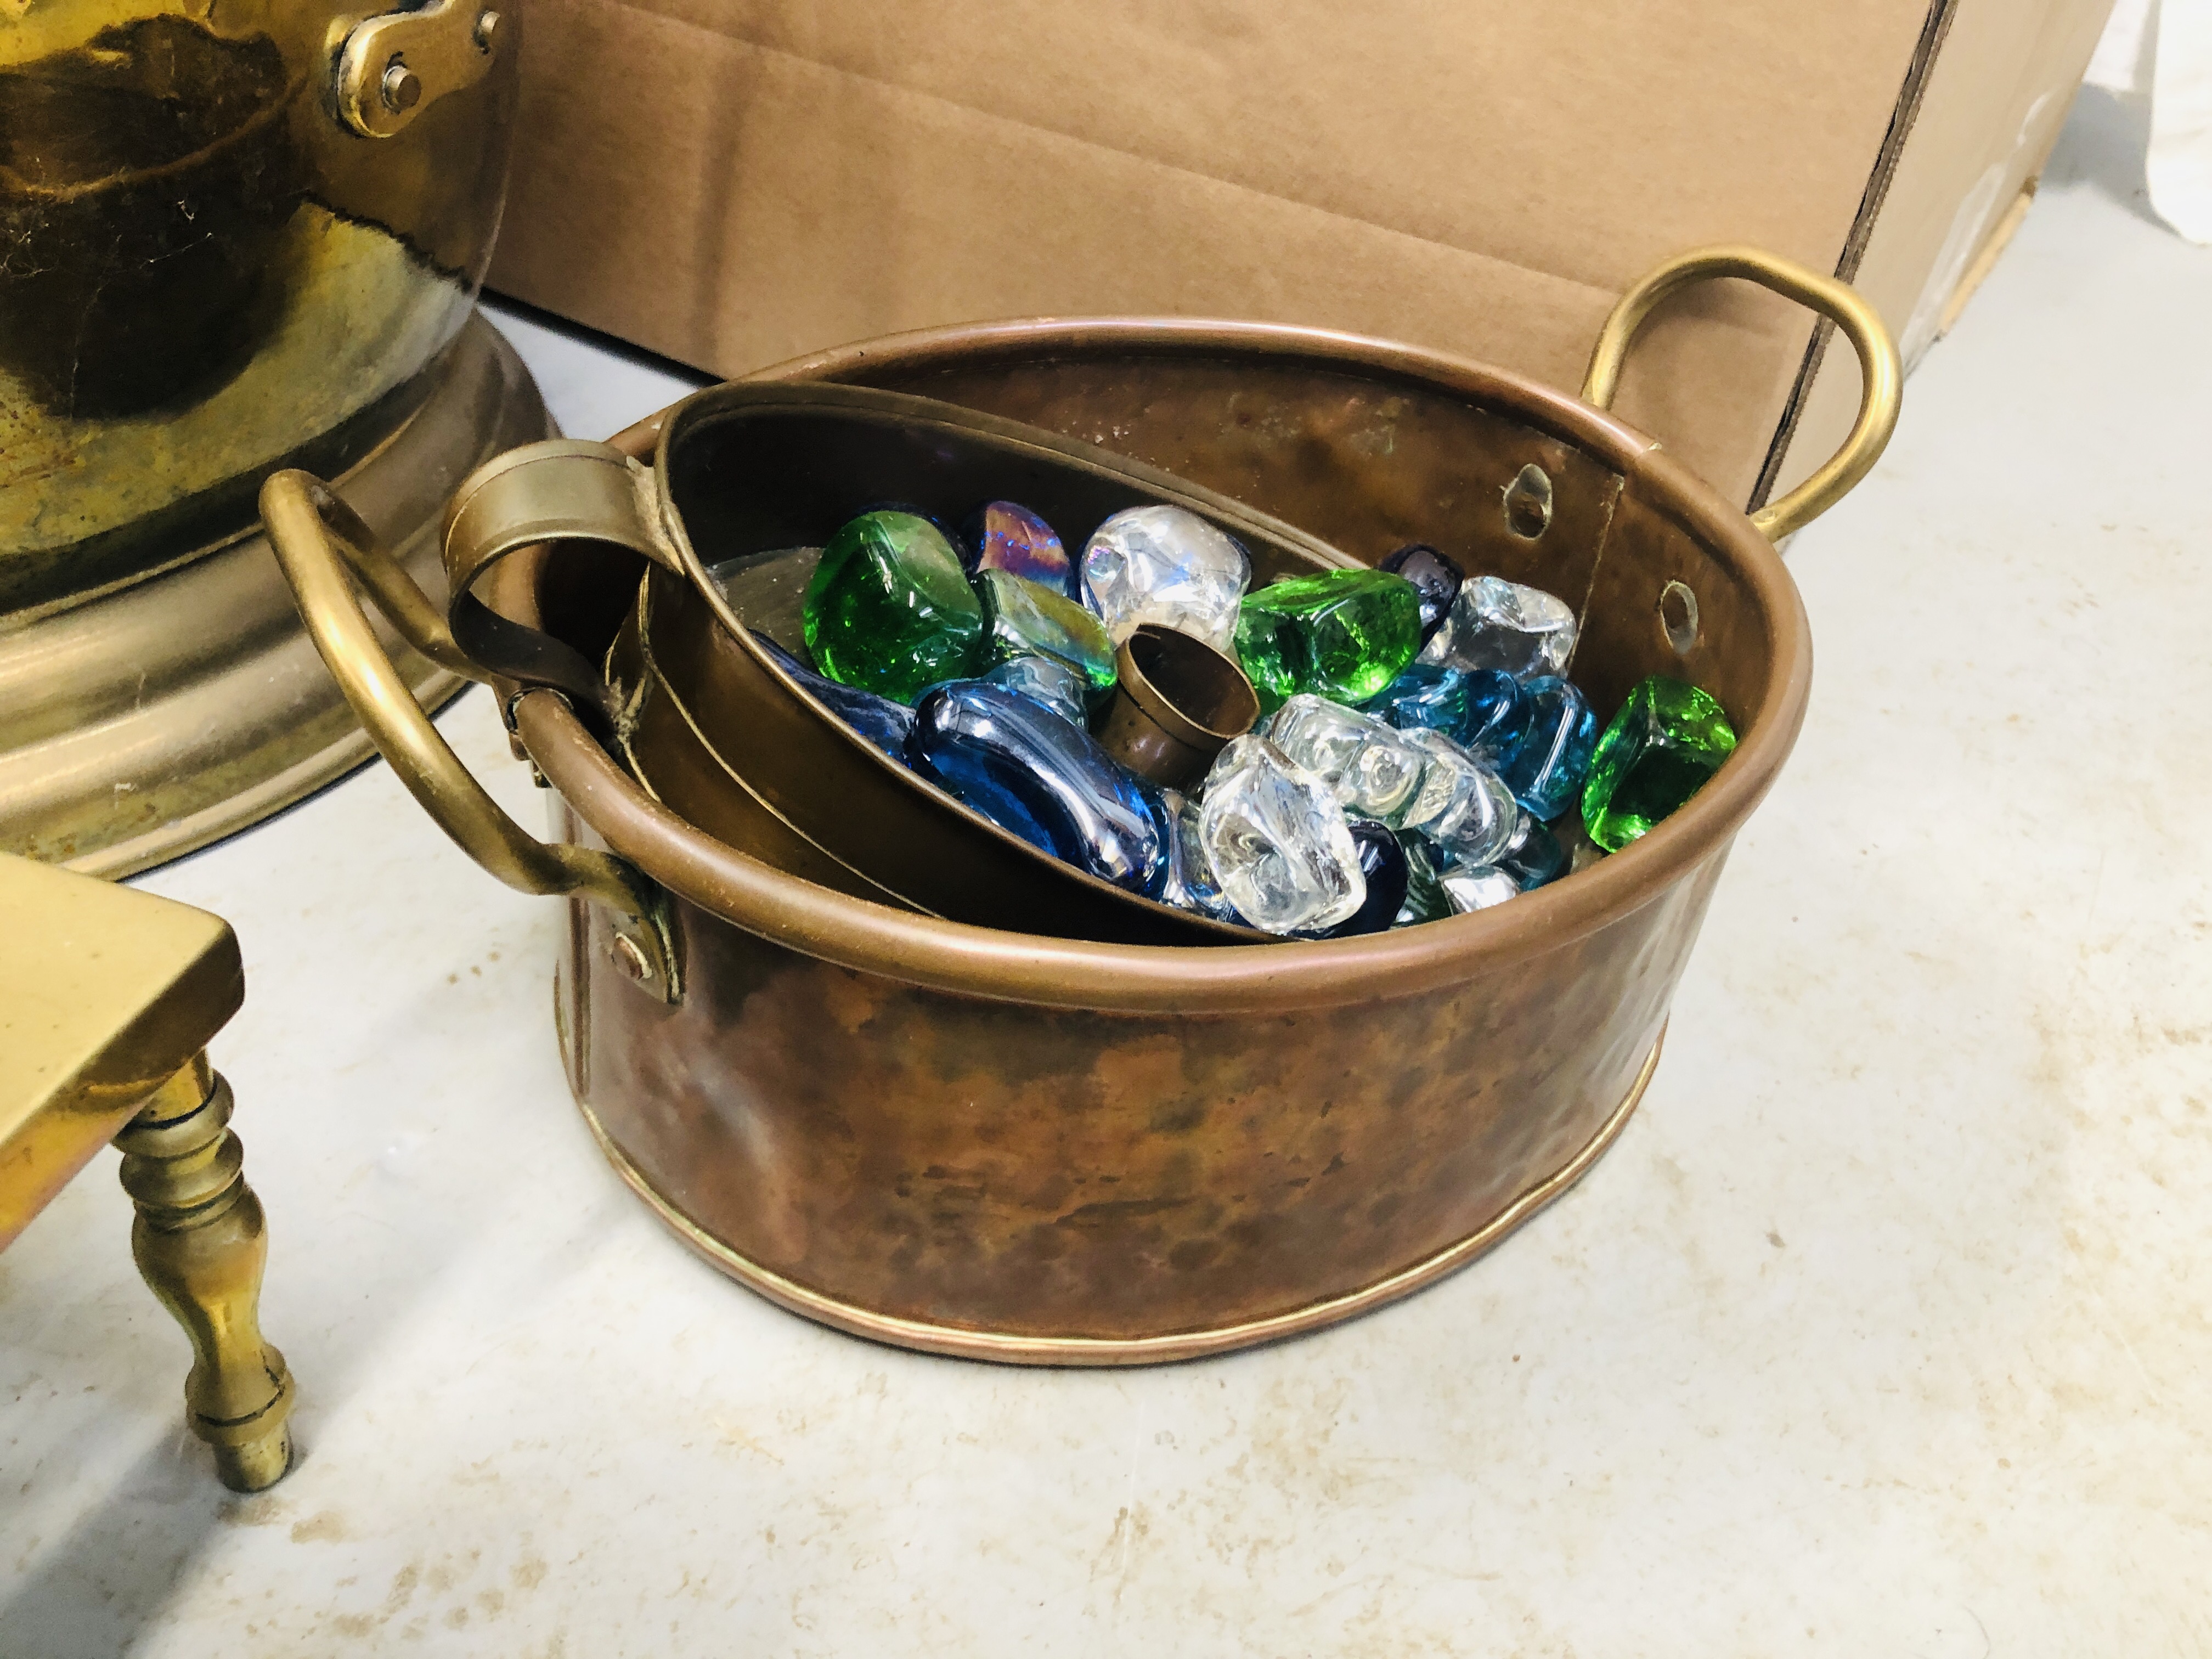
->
{"left": 1460, "top": 669, "right": 1526, "bottom": 761}
{"left": 1394, "top": 836, "right": 1452, "bottom": 926}
{"left": 1497, "top": 817, "right": 1567, "bottom": 890}
{"left": 1367, "top": 661, "right": 1471, "bottom": 740}
{"left": 908, "top": 681, "right": 1168, "bottom": 896}
{"left": 1379, "top": 543, "right": 1465, "bottom": 641}
{"left": 1324, "top": 821, "right": 1411, "bottom": 938}
{"left": 1496, "top": 675, "right": 1598, "bottom": 820}
{"left": 756, "top": 635, "right": 916, "bottom": 760}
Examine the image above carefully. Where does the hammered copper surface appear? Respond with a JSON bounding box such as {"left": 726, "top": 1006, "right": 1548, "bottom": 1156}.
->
{"left": 560, "top": 789, "right": 1708, "bottom": 1344}
{"left": 476, "top": 320, "right": 1813, "bottom": 1362}
{"left": 769, "top": 325, "right": 1629, "bottom": 625}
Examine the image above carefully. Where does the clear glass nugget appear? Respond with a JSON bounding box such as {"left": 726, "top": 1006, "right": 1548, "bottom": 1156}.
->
{"left": 1420, "top": 575, "right": 1577, "bottom": 681}
{"left": 1397, "top": 727, "right": 1522, "bottom": 866}
{"left": 1195, "top": 736, "right": 1365, "bottom": 934}
{"left": 1080, "top": 505, "right": 1251, "bottom": 651}
{"left": 1265, "top": 694, "right": 1428, "bottom": 826}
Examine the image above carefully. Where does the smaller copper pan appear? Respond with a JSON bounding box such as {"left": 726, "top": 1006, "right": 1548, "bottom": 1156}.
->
{"left": 479, "top": 382, "right": 1363, "bottom": 946}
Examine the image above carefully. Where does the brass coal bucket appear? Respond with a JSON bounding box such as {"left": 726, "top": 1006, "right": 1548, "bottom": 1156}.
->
{"left": 0, "top": 0, "right": 548, "bottom": 873}
{"left": 264, "top": 248, "right": 1898, "bottom": 1363}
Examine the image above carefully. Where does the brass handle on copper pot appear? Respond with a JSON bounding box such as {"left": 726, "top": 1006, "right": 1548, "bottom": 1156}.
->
{"left": 1580, "top": 244, "right": 1902, "bottom": 542}
{"left": 260, "top": 470, "right": 680, "bottom": 1002}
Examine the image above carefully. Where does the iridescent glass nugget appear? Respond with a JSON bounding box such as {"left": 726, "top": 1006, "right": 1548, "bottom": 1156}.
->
{"left": 960, "top": 500, "right": 1075, "bottom": 597}
{"left": 1196, "top": 736, "right": 1365, "bottom": 934}
{"left": 1378, "top": 543, "right": 1465, "bottom": 642}
{"left": 1421, "top": 575, "right": 1577, "bottom": 680}
{"left": 907, "top": 681, "right": 1167, "bottom": 895}
{"left": 1265, "top": 694, "right": 1427, "bottom": 825}
{"left": 755, "top": 635, "right": 916, "bottom": 760}
{"left": 1495, "top": 675, "right": 1598, "bottom": 820}
{"left": 1081, "top": 505, "right": 1250, "bottom": 650}
{"left": 804, "top": 510, "right": 984, "bottom": 704}
{"left": 1580, "top": 675, "right": 1739, "bottom": 853}
{"left": 1234, "top": 567, "right": 1423, "bottom": 710}
{"left": 978, "top": 570, "right": 1118, "bottom": 698}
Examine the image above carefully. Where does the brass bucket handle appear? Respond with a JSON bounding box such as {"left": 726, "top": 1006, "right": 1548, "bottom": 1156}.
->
{"left": 259, "top": 469, "right": 680, "bottom": 1001}
{"left": 1580, "top": 244, "right": 1903, "bottom": 542}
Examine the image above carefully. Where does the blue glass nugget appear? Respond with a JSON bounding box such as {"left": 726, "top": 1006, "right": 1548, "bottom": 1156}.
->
{"left": 1494, "top": 675, "right": 1598, "bottom": 820}
{"left": 756, "top": 635, "right": 916, "bottom": 760}
{"left": 1367, "top": 661, "right": 1471, "bottom": 740}
{"left": 907, "top": 681, "right": 1168, "bottom": 895}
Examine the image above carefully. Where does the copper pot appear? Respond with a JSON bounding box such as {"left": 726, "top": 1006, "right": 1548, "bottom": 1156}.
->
{"left": 262, "top": 247, "right": 1899, "bottom": 1363}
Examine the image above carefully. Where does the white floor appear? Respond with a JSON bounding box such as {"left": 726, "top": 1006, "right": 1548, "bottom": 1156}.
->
{"left": 4, "top": 91, "right": 2208, "bottom": 1657}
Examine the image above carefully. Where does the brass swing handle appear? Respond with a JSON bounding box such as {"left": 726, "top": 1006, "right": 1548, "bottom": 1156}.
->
{"left": 335, "top": 0, "right": 506, "bottom": 140}
{"left": 259, "top": 466, "right": 680, "bottom": 1001}
{"left": 1581, "top": 244, "right": 1903, "bottom": 543}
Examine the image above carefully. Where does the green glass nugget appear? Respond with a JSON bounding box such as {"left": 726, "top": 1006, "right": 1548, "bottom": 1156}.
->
{"left": 803, "top": 510, "right": 985, "bottom": 704}
{"left": 1579, "top": 676, "right": 1738, "bottom": 853}
{"left": 1233, "top": 567, "right": 1423, "bottom": 710}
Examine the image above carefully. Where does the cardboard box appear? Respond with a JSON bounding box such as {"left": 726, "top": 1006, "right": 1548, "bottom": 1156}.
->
{"left": 491, "top": 0, "right": 2114, "bottom": 511}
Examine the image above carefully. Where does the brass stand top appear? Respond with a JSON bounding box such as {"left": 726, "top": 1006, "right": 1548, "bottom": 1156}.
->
{"left": 0, "top": 853, "right": 242, "bottom": 1250}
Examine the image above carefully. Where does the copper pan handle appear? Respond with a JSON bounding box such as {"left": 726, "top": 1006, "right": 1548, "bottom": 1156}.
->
{"left": 259, "top": 469, "right": 679, "bottom": 1001}
{"left": 1581, "top": 244, "right": 1902, "bottom": 542}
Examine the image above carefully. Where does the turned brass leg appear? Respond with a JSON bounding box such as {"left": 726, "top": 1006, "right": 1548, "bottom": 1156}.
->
{"left": 115, "top": 1054, "right": 296, "bottom": 1493}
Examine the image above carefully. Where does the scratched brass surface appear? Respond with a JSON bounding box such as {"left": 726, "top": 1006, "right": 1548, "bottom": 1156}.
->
{"left": 117, "top": 1059, "right": 296, "bottom": 1491}
{"left": 0, "top": 0, "right": 520, "bottom": 613}
{"left": 0, "top": 316, "right": 549, "bottom": 875}
{"left": 0, "top": 0, "right": 539, "bottom": 873}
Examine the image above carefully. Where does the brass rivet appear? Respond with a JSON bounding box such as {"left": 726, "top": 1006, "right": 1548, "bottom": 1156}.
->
{"left": 1658, "top": 580, "right": 1700, "bottom": 656}
{"left": 610, "top": 933, "right": 652, "bottom": 983}
{"left": 1502, "top": 464, "right": 1554, "bottom": 539}
{"left": 379, "top": 60, "right": 422, "bottom": 113}
{"left": 474, "top": 10, "right": 501, "bottom": 51}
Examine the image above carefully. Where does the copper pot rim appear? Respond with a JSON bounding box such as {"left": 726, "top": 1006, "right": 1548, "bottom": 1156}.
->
{"left": 508, "top": 315, "right": 1812, "bottom": 1015}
